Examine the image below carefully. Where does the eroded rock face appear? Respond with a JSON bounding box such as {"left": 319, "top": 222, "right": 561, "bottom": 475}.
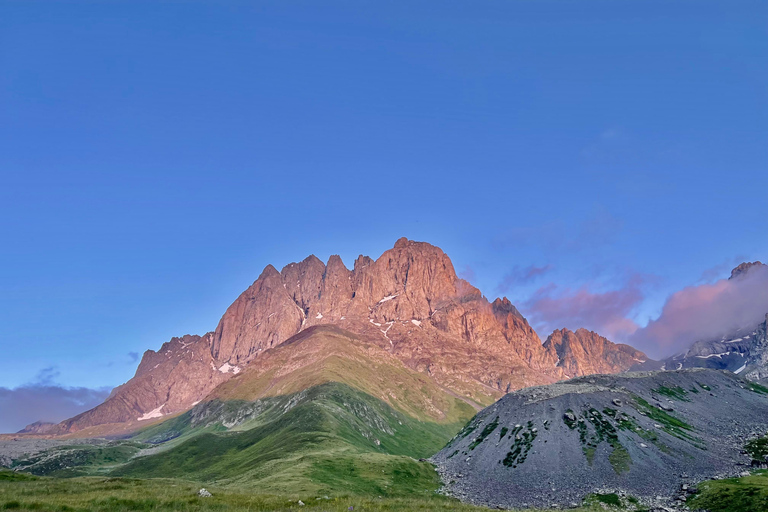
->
{"left": 544, "top": 328, "right": 648, "bottom": 378}
{"left": 52, "top": 238, "right": 645, "bottom": 433}
{"left": 55, "top": 333, "right": 234, "bottom": 433}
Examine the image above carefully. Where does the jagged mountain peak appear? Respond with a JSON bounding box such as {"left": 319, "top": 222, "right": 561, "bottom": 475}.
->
{"left": 543, "top": 327, "right": 647, "bottom": 378}
{"left": 730, "top": 260, "right": 766, "bottom": 280}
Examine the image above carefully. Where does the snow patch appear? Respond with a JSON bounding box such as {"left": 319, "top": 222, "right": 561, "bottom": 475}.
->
{"left": 316, "top": 313, "right": 323, "bottom": 319}
{"left": 378, "top": 294, "right": 398, "bottom": 303}
{"left": 138, "top": 404, "right": 165, "bottom": 421}
{"left": 369, "top": 319, "right": 382, "bottom": 327}
{"left": 694, "top": 352, "right": 730, "bottom": 359}
{"left": 411, "top": 319, "right": 422, "bottom": 326}
{"left": 219, "top": 363, "right": 242, "bottom": 374}
{"left": 734, "top": 364, "right": 747, "bottom": 374}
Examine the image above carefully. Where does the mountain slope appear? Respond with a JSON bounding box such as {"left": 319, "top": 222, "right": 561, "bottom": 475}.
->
{"left": 86, "top": 326, "right": 477, "bottom": 496}
{"left": 432, "top": 369, "right": 768, "bottom": 509}
{"left": 114, "top": 382, "right": 460, "bottom": 497}
{"left": 54, "top": 238, "right": 644, "bottom": 434}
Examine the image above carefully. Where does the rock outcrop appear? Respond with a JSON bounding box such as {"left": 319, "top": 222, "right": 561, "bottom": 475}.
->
{"left": 544, "top": 328, "right": 647, "bottom": 378}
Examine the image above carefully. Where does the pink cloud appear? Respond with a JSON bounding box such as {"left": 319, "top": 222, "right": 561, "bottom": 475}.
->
{"left": 523, "top": 281, "right": 643, "bottom": 342}
{"left": 630, "top": 264, "right": 768, "bottom": 358}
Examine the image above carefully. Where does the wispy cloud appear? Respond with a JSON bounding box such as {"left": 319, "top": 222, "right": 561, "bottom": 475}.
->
{"left": 0, "top": 367, "right": 111, "bottom": 434}
{"left": 496, "top": 264, "right": 553, "bottom": 293}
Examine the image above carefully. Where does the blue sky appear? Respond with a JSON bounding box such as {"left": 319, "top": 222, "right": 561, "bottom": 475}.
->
{"left": 1, "top": 0, "right": 767, "bottom": 396}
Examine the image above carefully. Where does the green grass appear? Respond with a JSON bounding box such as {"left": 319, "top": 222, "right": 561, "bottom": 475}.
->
{"left": 0, "top": 471, "right": 607, "bottom": 512}
{"left": 689, "top": 470, "right": 768, "bottom": 512}
{"left": 747, "top": 382, "right": 768, "bottom": 395}
{"left": 745, "top": 436, "right": 768, "bottom": 462}
{"left": 652, "top": 385, "right": 691, "bottom": 402}
{"left": 11, "top": 444, "right": 145, "bottom": 478}
{"left": 113, "top": 383, "right": 465, "bottom": 496}
{"left": 631, "top": 395, "right": 705, "bottom": 448}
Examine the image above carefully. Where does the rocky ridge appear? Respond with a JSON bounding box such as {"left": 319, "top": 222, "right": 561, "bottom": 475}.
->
{"left": 544, "top": 328, "right": 647, "bottom": 379}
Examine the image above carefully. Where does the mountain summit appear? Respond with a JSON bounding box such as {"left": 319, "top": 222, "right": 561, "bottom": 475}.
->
{"left": 56, "top": 238, "right": 646, "bottom": 433}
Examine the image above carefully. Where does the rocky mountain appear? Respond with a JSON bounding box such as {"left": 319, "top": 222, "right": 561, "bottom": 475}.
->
{"left": 543, "top": 328, "right": 647, "bottom": 379}
{"left": 432, "top": 368, "right": 768, "bottom": 509}
{"left": 49, "top": 238, "right": 645, "bottom": 434}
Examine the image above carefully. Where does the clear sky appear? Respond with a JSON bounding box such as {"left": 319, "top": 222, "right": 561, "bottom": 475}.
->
{"left": 1, "top": 0, "right": 767, "bottom": 400}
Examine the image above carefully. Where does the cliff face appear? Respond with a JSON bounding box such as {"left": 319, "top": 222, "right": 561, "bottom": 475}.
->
{"left": 543, "top": 328, "right": 647, "bottom": 378}
{"left": 54, "top": 238, "right": 645, "bottom": 433}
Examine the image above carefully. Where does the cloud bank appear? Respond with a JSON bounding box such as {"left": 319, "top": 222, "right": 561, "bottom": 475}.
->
{"left": 630, "top": 264, "right": 768, "bottom": 358}
{"left": 0, "top": 368, "right": 111, "bottom": 434}
{"left": 523, "top": 281, "right": 643, "bottom": 342}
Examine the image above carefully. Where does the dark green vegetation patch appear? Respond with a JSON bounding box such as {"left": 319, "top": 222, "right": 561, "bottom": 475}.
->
{"left": 747, "top": 382, "right": 768, "bottom": 395}
{"left": 745, "top": 436, "right": 768, "bottom": 463}
{"left": 501, "top": 422, "right": 537, "bottom": 468}
{"left": 468, "top": 417, "right": 498, "bottom": 450}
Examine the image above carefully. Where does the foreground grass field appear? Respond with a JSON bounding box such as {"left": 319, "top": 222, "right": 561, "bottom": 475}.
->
{"left": 687, "top": 469, "right": 768, "bottom": 512}
{"left": 0, "top": 472, "right": 611, "bottom": 512}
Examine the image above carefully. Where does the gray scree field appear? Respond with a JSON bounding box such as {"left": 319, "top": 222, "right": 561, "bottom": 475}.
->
{"left": 432, "top": 369, "right": 768, "bottom": 509}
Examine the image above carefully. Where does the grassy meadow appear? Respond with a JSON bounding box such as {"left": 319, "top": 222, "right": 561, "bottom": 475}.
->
{"left": 0, "top": 471, "right": 619, "bottom": 512}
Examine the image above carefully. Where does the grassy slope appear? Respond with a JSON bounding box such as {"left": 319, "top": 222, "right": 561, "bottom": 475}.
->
{"left": 115, "top": 383, "right": 465, "bottom": 497}
{"left": 688, "top": 470, "right": 768, "bottom": 512}
{"left": 7, "top": 327, "right": 483, "bottom": 501}
{"left": 104, "top": 327, "right": 480, "bottom": 497}
{"left": 206, "top": 325, "right": 484, "bottom": 423}
{"left": 0, "top": 470, "right": 608, "bottom": 512}
{"left": 10, "top": 443, "right": 145, "bottom": 478}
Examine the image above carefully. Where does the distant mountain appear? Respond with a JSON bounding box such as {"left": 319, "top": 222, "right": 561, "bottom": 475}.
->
{"left": 432, "top": 368, "right": 768, "bottom": 509}
{"left": 16, "top": 422, "right": 57, "bottom": 435}
{"left": 49, "top": 238, "right": 645, "bottom": 434}
{"left": 544, "top": 328, "right": 647, "bottom": 379}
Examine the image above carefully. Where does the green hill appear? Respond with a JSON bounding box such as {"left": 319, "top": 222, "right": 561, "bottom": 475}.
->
{"left": 115, "top": 382, "right": 463, "bottom": 497}
{"left": 107, "top": 327, "right": 477, "bottom": 497}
